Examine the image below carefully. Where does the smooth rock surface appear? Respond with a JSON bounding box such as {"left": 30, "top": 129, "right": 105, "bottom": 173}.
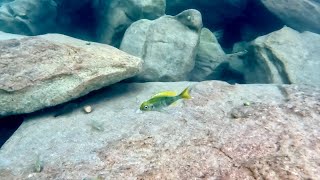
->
{"left": 260, "top": 0, "right": 320, "bottom": 33}
{"left": 120, "top": 9, "right": 202, "bottom": 82}
{"left": 96, "top": 0, "right": 166, "bottom": 46}
{"left": 190, "top": 28, "right": 226, "bottom": 81}
{"left": 0, "top": 0, "right": 57, "bottom": 35}
{"left": 0, "top": 81, "right": 319, "bottom": 179}
{"left": 244, "top": 27, "right": 320, "bottom": 86}
{"left": 0, "top": 32, "right": 142, "bottom": 117}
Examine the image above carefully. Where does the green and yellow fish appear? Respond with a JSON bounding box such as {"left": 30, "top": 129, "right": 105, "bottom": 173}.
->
{"left": 140, "top": 87, "right": 191, "bottom": 111}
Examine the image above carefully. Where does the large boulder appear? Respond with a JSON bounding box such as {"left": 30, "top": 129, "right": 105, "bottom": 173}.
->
{"left": 96, "top": 0, "right": 166, "bottom": 46}
{"left": 190, "top": 28, "right": 226, "bottom": 81}
{"left": 0, "top": 0, "right": 57, "bottom": 35}
{"left": 244, "top": 27, "right": 320, "bottom": 86}
{"left": 0, "top": 81, "right": 319, "bottom": 179}
{"left": 0, "top": 32, "right": 142, "bottom": 117}
{"left": 120, "top": 9, "right": 202, "bottom": 82}
{"left": 260, "top": 0, "right": 320, "bottom": 33}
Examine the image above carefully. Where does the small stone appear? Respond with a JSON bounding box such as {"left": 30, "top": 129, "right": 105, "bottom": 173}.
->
{"left": 83, "top": 106, "right": 92, "bottom": 113}
{"left": 85, "top": 42, "right": 91, "bottom": 45}
{"left": 243, "top": 102, "right": 251, "bottom": 106}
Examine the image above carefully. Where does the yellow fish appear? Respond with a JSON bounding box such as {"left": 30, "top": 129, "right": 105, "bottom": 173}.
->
{"left": 140, "top": 87, "right": 191, "bottom": 111}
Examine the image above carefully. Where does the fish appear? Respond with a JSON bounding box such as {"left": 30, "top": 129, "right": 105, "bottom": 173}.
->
{"left": 140, "top": 87, "right": 191, "bottom": 111}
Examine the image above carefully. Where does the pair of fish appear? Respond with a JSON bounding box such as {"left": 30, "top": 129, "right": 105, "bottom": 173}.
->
{"left": 140, "top": 87, "right": 191, "bottom": 111}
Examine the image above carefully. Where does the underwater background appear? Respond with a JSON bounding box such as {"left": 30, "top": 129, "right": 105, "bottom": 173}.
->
{"left": 0, "top": 0, "right": 320, "bottom": 179}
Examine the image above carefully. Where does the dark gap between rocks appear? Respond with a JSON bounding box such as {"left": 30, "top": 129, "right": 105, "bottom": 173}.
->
{"left": 0, "top": 83, "right": 137, "bottom": 147}
{"left": 0, "top": 115, "right": 24, "bottom": 148}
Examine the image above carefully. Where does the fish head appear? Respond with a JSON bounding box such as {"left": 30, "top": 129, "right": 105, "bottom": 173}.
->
{"left": 140, "top": 101, "right": 154, "bottom": 111}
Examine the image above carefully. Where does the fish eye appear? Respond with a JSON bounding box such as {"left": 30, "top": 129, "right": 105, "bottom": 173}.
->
{"left": 144, "top": 105, "right": 148, "bottom": 109}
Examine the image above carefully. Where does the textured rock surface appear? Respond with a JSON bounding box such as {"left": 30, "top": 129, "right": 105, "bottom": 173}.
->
{"left": 96, "top": 0, "right": 166, "bottom": 46}
{"left": 0, "top": 81, "right": 319, "bottom": 179}
{"left": 120, "top": 9, "right": 202, "bottom": 82}
{"left": 260, "top": 0, "right": 320, "bottom": 33}
{"left": 0, "top": 32, "right": 142, "bottom": 116}
{"left": 244, "top": 27, "right": 320, "bottom": 86}
{"left": 0, "top": 0, "right": 57, "bottom": 35}
{"left": 190, "top": 28, "right": 226, "bottom": 81}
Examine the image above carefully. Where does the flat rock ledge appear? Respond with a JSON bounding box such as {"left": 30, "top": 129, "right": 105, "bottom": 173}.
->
{"left": 0, "top": 81, "right": 319, "bottom": 179}
{"left": 0, "top": 32, "right": 142, "bottom": 117}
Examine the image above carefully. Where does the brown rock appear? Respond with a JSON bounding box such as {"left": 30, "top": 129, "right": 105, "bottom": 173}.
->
{"left": 0, "top": 81, "right": 319, "bottom": 179}
{"left": 0, "top": 32, "right": 142, "bottom": 116}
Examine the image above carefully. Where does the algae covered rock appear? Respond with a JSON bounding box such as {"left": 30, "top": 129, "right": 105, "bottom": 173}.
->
{"left": 120, "top": 9, "right": 202, "bottom": 82}
{"left": 244, "top": 27, "right": 320, "bottom": 86}
{"left": 0, "top": 32, "right": 142, "bottom": 117}
{"left": 0, "top": 81, "right": 319, "bottom": 179}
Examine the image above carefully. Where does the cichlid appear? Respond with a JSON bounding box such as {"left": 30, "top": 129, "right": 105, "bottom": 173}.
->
{"left": 140, "top": 87, "right": 191, "bottom": 111}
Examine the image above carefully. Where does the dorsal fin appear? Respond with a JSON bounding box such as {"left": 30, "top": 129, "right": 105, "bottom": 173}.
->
{"left": 151, "top": 91, "right": 177, "bottom": 98}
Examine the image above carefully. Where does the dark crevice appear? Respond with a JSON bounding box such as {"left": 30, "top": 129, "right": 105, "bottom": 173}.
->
{"left": 0, "top": 115, "right": 24, "bottom": 148}
{"left": 219, "top": 0, "right": 284, "bottom": 51}
{"left": 264, "top": 48, "right": 291, "bottom": 84}
{"left": 55, "top": 1, "right": 98, "bottom": 41}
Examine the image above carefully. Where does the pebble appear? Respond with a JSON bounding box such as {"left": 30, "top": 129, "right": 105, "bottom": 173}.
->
{"left": 83, "top": 105, "right": 92, "bottom": 113}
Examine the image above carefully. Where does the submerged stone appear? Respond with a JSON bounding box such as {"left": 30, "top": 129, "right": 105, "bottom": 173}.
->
{"left": 120, "top": 9, "right": 202, "bottom": 82}
{"left": 0, "top": 81, "right": 319, "bottom": 179}
{"left": 244, "top": 27, "right": 320, "bottom": 86}
{"left": 0, "top": 32, "right": 142, "bottom": 117}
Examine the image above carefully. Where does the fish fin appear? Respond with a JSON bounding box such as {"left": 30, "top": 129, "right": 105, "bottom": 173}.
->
{"left": 179, "top": 87, "right": 191, "bottom": 99}
{"left": 171, "top": 102, "right": 178, "bottom": 106}
{"left": 156, "top": 108, "right": 169, "bottom": 113}
{"left": 151, "top": 91, "right": 177, "bottom": 98}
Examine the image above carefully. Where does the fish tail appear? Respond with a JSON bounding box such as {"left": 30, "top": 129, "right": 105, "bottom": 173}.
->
{"left": 179, "top": 87, "right": 191, "bottom": 99}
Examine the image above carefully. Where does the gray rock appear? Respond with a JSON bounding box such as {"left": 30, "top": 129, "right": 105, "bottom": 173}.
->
{"left": 0, "top": 0, "right": 57, "bottom": 35}
{"left": 120, "top": 9, "right": 202, "bottom": 82}
{"left": 0, "top": 30, "right": 24, "bottom": 40}
{"left": 0, "top": 32, "right": 142, "bottom": 117}
{"left": 260, "top": 0, "right": 320, "bottom": 33}
{"left": 0, "top": 81, "right": 319, "bottom": 179}
{"left": 244, "top": 27, "right": 320, "bottom": 86}
{"left": 174, "top": 9, "right": 203, "bottom": 32}
{"left": 96, "top": 0, "right": 166, "bottom": 46}
{"left": 190, "top": 28, "right": 226, "bottom": 81}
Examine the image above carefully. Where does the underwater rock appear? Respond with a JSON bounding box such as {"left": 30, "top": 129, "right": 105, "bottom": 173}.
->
{"left": 0, "top": 0, "right": 57, "bottom": 35}
{"left": 0, "top": 32, "right": 142, "bottom": 117}
{"left": 190, "top": 28, "right": 226, "bottom": 81}
{"left": 96, "top": 0, "right": 166, "bottom": 47}
{"left": 0, "top": 81, "right": 319, "bottom": 179}
{"left": 260, "top": 0, "right": 320, "bottom": 33}
{"left": 0, "top": 0, "right": 12, "bottom": 6}
{"left": 120, "top": 9, "right": 202, "bottom": 82}
{"left": 166, "top": 0, "right": 248, "bottom": 28}
{"left": 244, "top": 26, "right": 320, "bottom": 86}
